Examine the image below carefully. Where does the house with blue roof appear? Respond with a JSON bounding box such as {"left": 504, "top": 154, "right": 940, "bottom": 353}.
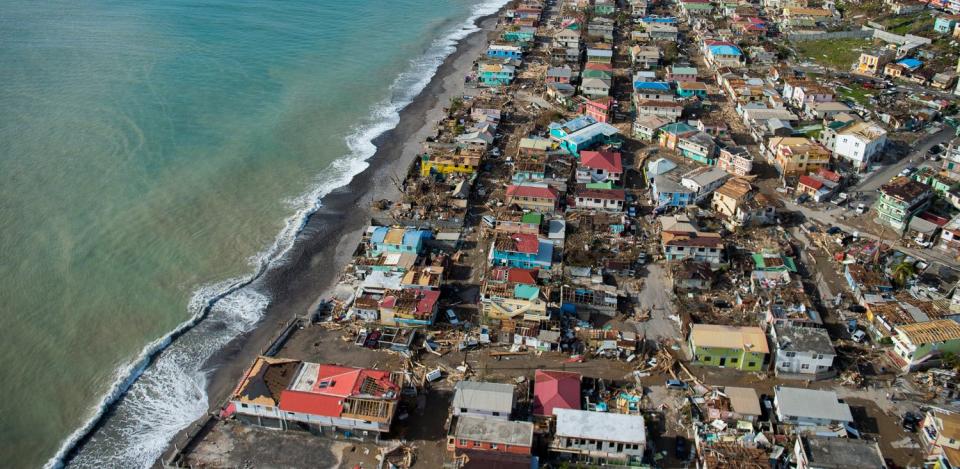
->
{"left": 370, "top": 227, "right": 433, "bottom": 256}
{"left": 884, "top": 58, "right": 923, "bottom": 78}
{"left": 703, "top": 41, "right": 744, "bottom": 68}
{"left": 658, "top": 121, "right": 698, "bottom": 150}
{"left": 646, "top": 157, "right": 677, "bottom": 182}
{"left": 549, "top": 115, "right": 621, "bottom": 157}
{"left": 898, "top": 58, "right": 923, "bottom": 70}
{"left": 640, "top": 16, "right": 677, "bottom": 24}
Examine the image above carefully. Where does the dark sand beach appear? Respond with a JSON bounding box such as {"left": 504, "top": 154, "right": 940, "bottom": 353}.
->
{"left": 163, "top": 11, "right": 502, "bottom": 463}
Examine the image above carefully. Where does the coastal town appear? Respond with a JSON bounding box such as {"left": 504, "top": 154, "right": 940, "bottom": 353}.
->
{"left": 166, "top": 0, "right": 960, "bottom": 467}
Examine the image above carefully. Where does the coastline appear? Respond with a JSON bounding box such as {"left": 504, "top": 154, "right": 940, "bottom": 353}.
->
{"left": 160, "top": 10, "right": 501, "bottom": 465}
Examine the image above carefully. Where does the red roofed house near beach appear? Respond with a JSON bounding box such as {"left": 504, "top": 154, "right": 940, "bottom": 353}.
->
{"left": 532, "top": 370, "right": 581, "bottom": 419}
{"left": 506, "top": 182, "right": 560, "bottom": 213}
{"left": 231, "top": 357, "right": 403, "bottom": 438}
{"left": 576, "top": 150, "right": 623, "bottom": 184}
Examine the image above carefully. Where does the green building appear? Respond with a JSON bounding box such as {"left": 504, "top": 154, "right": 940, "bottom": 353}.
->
{"left": 689, "top": 324, "right": 769, "bottom": 371}
{"left": 874, "top": 176, "right": 932, "bottom": 232}
{"left": 891, "top": 320, "right": 960, "bottom": 372}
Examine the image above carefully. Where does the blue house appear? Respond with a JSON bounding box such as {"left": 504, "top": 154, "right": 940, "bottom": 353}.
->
{"left": 502, "top": 26, "right": 536, "bottom": 44}
{"left": 633, "top": 81, "right": 672, "bottom": 92}
{"left": 548, "top": 115, "right": 620, "bottom": 157}
{"left": 934, "top": 16, "right": 959, "bottom": 34}
{"left": 370, "top": 227, "right": 432, "bottom": 255}
{"left": 676, "top": 82, "right": 708, "bottom": 98}
{"left": 489, "top": 233, "right": 553, "bottom": 269}
{"left": 487, "top": 44, "right": 523, "bottom": 60}
{"left": 641, "top": 16, "right": 678, "bottom": 24}
{"left": 651, "top": 175, "right": 694, "bottom": 211}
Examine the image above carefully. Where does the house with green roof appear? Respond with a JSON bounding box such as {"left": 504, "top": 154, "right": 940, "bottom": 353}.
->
{"left": 752, "top": 250, "right": 798, "bottom": 273}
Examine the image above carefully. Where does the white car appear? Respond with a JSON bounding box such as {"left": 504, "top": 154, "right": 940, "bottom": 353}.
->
{"left": 855, "top": 203, "right": 868, "bottom": 215}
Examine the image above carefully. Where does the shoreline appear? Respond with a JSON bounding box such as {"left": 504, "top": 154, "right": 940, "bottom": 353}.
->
{"left": 159, "top": 10, "right": 501, "bottom": 466}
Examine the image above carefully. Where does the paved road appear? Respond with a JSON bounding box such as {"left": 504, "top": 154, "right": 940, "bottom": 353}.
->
{"left": 854, "top": 126, "right": 956, "bottom": 197}
{"left": 633, "top": 263, "right": 682, "bottom": 341}
{"left": 783, "top": 198, "right": 960, "bottom": 269}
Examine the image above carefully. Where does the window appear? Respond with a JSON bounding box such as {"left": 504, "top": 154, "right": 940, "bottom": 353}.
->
{"left": 460, "top": 408, "right": 467, "bottom": 413}
{"left": 703, "top": 356, "right": 712, "bottom": 361}
{"left": 491, "top": 443, "right": 498, "bottom": 449}
{"left": 265, "top": 406, "right": 274, "bottom": 412}
{"left": 459, "top": 439, "right": 467, "bottom": 446}
{"left": 731, "top": 357, "right": 738, "bottom": 363}
{"left": 748, "top": 362, "right": 756, "bottom": 367}
{"left": 492, "top": 412, "right": 500, "bottom": 416}
{"left": 784, "top": 352, "right": 796, "bottom": 357}
{"left": 801, "top": 364, "right": 810, "bottom": 370}
{"left": 815, "top": 354, "right": 824, "bottom": 359}
{"left": 240, "top": 403, "right": 249, "bottom": 409}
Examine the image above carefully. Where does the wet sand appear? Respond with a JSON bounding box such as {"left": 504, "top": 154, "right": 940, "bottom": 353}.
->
{"left": 165, "top": 11, "right": 501, "bottom": 463}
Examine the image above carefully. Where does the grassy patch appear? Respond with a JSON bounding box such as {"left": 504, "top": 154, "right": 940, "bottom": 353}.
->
{"left": 881, "top": 11, "right": 933, "bottom": 35}
{"left": 792, "top": 38, "right": 876, "bottom": 70}
{"left": 837, "top": 83, "right": 876, "bottom": 107}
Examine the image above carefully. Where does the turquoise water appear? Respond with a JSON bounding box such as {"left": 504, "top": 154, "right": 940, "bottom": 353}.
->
{"left": 0, "top": 0, "right": 501, "bottom": 466}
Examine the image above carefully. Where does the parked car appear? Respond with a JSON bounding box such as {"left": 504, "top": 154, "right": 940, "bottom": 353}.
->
{"left": 666, "top": 379, "right": 688, "bottom": 390}
{"left": 827, "top": 226, "right": 843, "bottom": 235}
{"left": 445, "top": 309, "right": 460, "bottom": 326}
{"left": 852, "top": 330, "right": 868, "bottom": 343}
{"left": 855, "top": 203, "right": 868, "bottom": 215}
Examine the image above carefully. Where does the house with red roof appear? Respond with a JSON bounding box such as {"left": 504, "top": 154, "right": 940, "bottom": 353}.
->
{"left": 231, "top": 358, "right": 402, "bottom": 436}
{"left": 378, "top": 288, "right": 441, "bottom": 326}
{"left": 490, "top": 232, "right": 554, "bottom": 269}
{"left": 532, "top": 370, "right": 581, "bottom": 419}
{"left": 505, "top": 182, "right": 559, "bottom": 213}
{"left": 796, "top": 173, "right": 837, "bottom": 202}
{"left": 576, "top": 150, "right": 623, "bottom": 184}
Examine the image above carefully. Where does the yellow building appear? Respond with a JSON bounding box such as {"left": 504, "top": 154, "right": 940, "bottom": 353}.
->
{"left": 857, "top": 49, "right": 894, "bottom": 75}
{"left": 483, "top": 296, "right": 549, "bottom": 322}
{"left": 712, "top": 178, "right": 753, "bottom": 218}
{"left": 769, "top": 137, "right": 831, "bottom": 177}
{"left": 420, "top": 152, "right": 481, "bottom": 177}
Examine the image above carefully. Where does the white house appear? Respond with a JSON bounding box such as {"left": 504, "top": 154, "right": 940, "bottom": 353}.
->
{"left": 681, "top": 166, "right": 730, "bottom": 203}
{"left": 452, "top": 381, "right": 515, "bottom": 420}
{"left": 574, "top": 188, "right": 625, "bottom": 212}
{"left": 554, "top": 29, "right": 581, "bottom": 49}
{"left": 580, "top": 77, "right": 611, "bottom": 97}
{"left": 551, "top": 408, "right": 646, "bottom": 465}
{"left": 774, "top": 386, "right": 853, "bottom": 430}
{"left": 772, "top": 324, "right": 836, "bottom": 379}
{"left": 832, "top": 121, "right": 887, "bottom": 172}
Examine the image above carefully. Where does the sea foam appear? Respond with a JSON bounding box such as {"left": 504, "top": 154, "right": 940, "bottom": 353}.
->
{"left": 46, "top": 0, "right": 509, "bottom": 467}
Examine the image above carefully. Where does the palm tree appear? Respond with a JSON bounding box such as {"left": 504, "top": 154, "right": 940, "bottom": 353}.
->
{"left": 891, "top": 261, "right": 916, "bottom": 288}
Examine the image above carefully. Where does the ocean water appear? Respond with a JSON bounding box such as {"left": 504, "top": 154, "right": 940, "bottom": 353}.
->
{"left": 0, "top": 0, "right": 504, "bottom": 467}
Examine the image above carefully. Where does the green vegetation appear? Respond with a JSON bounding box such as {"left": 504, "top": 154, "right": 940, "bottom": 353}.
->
{"left": 883, "top": 11, "right": 935, "bottom": 35}
{"left": 792, "top": 38, "right": 875, "bottom": 70}
{"left": 837, "top": 83, "right": 876, "bottom": 106}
